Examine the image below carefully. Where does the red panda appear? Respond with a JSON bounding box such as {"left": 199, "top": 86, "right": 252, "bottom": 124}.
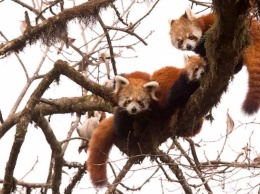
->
{"left": 169, "top": 7, "right": 260, "bottom": 115}
{"left": 151, "top": 55, "right": 207, "bottom": 137}
{"left": 87, "top": 56, "right": 207, "bottom": 187}
{"left": 169, "top": 8, "right": 216, "bottom": 52}
{"left": 113, "top": 72, "right": 159, "bottom": 138}
{"left": 151, "top": 55, "right": 206, "bottom": 109}
{"left": 113, "top": 72, "right": 159, "bottom": 115}
{"left": 87, "top": 71, "right": 159, "bottom": 187}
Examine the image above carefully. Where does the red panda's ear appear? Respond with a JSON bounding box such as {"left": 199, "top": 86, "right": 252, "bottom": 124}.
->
{"left": 114, "top": 75, "right": 129, "bottom": 94}
{"left": 143, "top": 81, "right": 159, "bottom": 101}
{"left": 183, "top": 53, "right": 189, "bottom": 65}
{"left": 169, "top": 19, "right": 175, "bottom": 25}
{"left": 184, "top": 7, "right": 196, "bottom": 20}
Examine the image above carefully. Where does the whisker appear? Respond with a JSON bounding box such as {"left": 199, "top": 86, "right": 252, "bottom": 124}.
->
{"left": 147, "top": 108, "right": 153, "bottom": 111}
{"left": 118, "top": 108, "right": 127, "bottom": 112}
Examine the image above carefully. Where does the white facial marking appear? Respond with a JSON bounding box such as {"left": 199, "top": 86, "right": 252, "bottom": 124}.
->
{"left": 187, "top": 65, "right": 206, "bottom": 81}
{"left": 182, "top": 39, "right": 197, "bottom": 50}
{"left": 192, "top": 26, "right": 202, "bottom": 40}
{"left": 187, "top": 69, "right": 193, "bottom": 80}
{"left": 182, "top": 28, "right": 202, "bottom": 50}
{"left": 118, "top": 96, "right": 150, "bottom": 115}
{"left": 195, "top": 67, "right": 205, "bottom": 80}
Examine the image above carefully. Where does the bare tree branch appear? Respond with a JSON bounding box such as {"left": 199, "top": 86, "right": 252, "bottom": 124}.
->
{"left": 154, "top": 149, "right": 192, "bottom": 194}
{"left": 97, "top": 15, "right": 117, "bottom": 76}
{"left": 0, "top": 0, "right": 115, "bottom": 56}
{"left": 106, "top": 156, "right": 137, "bottom": 194}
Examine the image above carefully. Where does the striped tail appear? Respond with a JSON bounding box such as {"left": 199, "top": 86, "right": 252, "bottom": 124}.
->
{"left": 87, "top": 116, "right": 114, "bottom": 187}
{"left": 242, "top": 43, "right": 260, "bottom": 115}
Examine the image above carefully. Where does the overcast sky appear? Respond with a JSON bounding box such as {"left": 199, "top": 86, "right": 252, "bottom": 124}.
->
{"left": 0, "top": 0, "right": 260, "bottom": 193}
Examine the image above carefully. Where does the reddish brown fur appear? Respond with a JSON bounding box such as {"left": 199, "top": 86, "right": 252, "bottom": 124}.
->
{"left": 113, "top": 78, "right": 151, "bottom": 102}
{"left": 196, "top": 13, "right": 216, "bottom": 33}
{"left": 170, "top": 12, "right": 216, "bottom": 37}
{"left": 113, "top": 71, "right": 154, "bottom": 103}
{"left": 242, "top": 19, "right": 260, "bottom": 114}
{"left": 170, "top": 15, "right": 199, "bottom": 43}
{"left": 87, "top": 62, "right": 208, "bottom": 187}
{"left": 196, "top": 14, "right": 260, "bottom": 115}
{"left": 170, "top": 11, "right": 260, "bottom": 115}
{"left": 87, "top": 71, "right": 156, "bottom": 187}
{"left": 151, "top": 55, "right": 205, "bottom": 108}
{"left": 124, "top": 71, "right": 151, "bottom": 81}
{"left": 151, "top": 66, "right": 181, "bottom": 108}
{"left": 87, "top": 116, "right": 114, "bottom": 187}
{"left": 151, "top": 55, "right": 206, "bottom": 137}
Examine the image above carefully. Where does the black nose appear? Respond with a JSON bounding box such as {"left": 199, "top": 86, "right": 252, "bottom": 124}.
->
{"left": 201, "top": 71, "right": 205, "bottom": 76}
{"left": 186, "top": 44, "right": 192, "bottom": 50}
{"left": 131, "top": 107, "right": 137, "bottom": 113}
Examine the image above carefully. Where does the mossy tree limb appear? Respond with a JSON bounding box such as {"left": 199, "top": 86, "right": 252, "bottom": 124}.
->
{"left": 0, "top": 0, "right": 115, "bottom": 56}
{"left": 171, "top": 0, "right": 251, "bottom": 134}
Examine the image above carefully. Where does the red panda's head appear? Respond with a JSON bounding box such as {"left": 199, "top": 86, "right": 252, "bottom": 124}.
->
{"left": 113, "top": 75, "right": 159, "bottom": 115}
{"left": 184, "top": 55, "right": 207, "bottom": 81}
{"left": 169, "top": 7, "right": 202, "bottom": 51}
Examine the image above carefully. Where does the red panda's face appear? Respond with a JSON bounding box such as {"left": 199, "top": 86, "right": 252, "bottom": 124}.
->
{"left": 169, "top": 14, "right": 202, "bottom": 51}
{"left": 185, "top": 56, "right": 207, "bottom": 81}
{"left": 118, "top": 95, "right": 151, "bottom": 114}
{"left": 114, "top": 76, "right": 159, "bottom": 115}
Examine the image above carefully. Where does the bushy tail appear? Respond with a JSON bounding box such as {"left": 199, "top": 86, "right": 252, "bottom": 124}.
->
{"left": 87, "top": 116, "right": 115, "bottom": 187}
{"left": 242, "top": 44, "right": 260, "bottom": 115}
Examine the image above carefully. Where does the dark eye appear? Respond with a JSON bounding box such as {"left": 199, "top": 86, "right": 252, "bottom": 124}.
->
{"left": 194, "top": 67, "right": 199, "bottom": 72}
{"left": 177, "top": 38, "right": 183, "bottom": 45}
{"left": 126, "top": 99, "right": 131, "bottom": 104}
{"left": 188, "top": 34, "right": 195, "bottom": 40}
{"left": 137, "top": 100, "right": 142, "bottom": 105}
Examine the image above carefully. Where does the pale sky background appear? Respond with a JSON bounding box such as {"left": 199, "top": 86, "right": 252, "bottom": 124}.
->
{"left": 0, "top": 0, "right": 260, "bottom": 194}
